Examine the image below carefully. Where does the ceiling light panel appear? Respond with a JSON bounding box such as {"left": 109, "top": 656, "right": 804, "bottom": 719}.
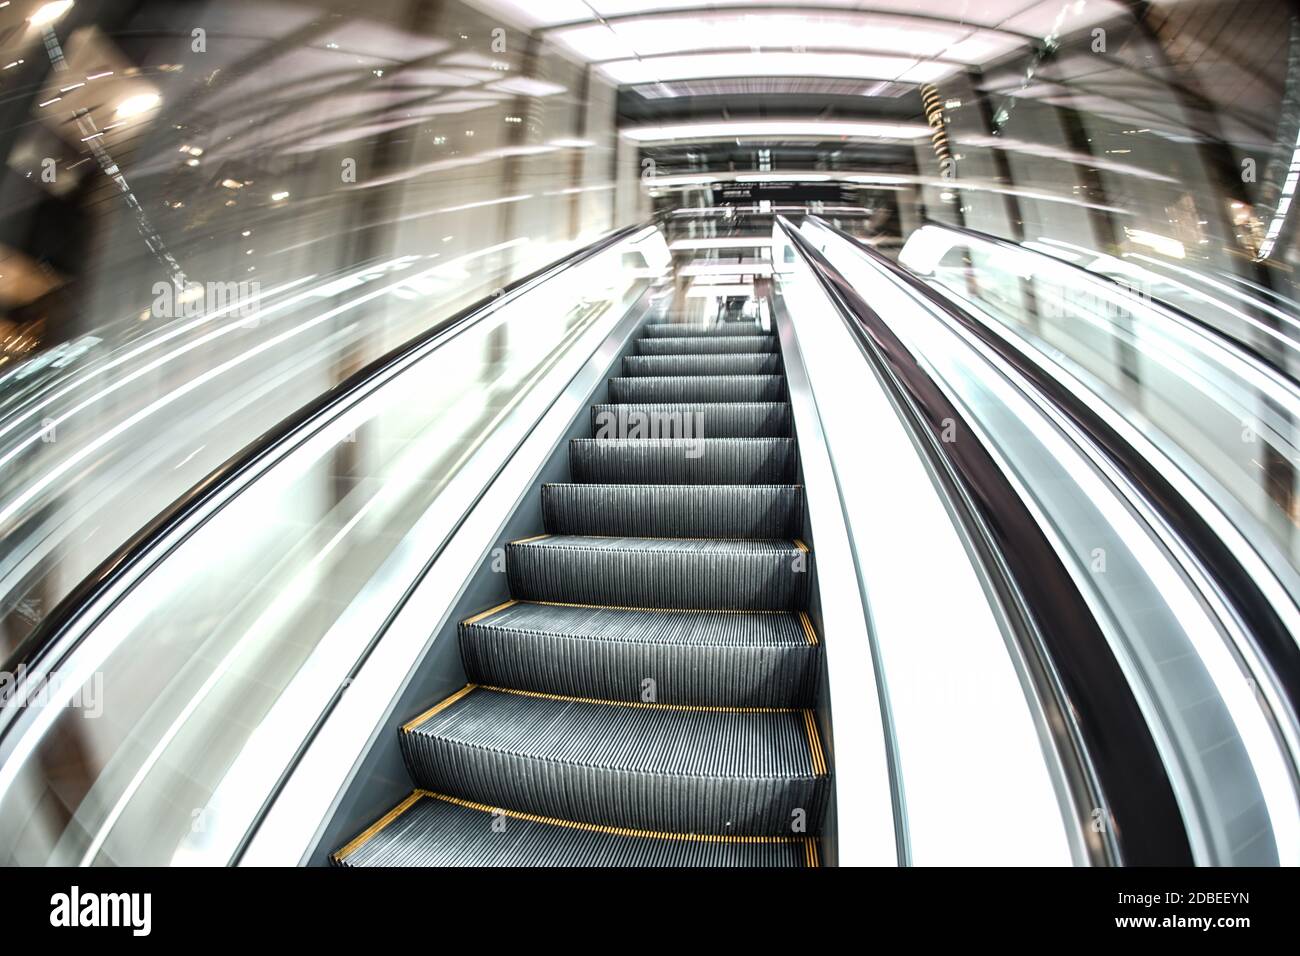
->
{"left": 552, "top": 13, "right": 970, "bottom": 61}
{"left": 622, "top": 119, "right": 931, "bottom": 141}
{"left": 476, "top": 0, "right": 1038, "bottom": 31}
{"left": 601, "top": 51, "right": 954, "bottom": 85}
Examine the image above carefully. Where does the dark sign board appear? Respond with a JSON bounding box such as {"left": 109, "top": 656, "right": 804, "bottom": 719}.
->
{"left": 713, "top": 181, "right": 851, "bottom": 204}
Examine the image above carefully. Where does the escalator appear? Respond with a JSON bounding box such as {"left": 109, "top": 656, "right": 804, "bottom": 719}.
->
{"left": 332, "top": 319, "right": 828, "bottom": 867}
{"left": 9, "top": 215, "right": 1300, "bottom": 868}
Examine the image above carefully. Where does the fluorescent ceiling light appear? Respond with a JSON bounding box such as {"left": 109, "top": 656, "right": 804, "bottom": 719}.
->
{"left": 472, "top": 0, "right": 1084, "bottom": 37}
{"left": 114, "top": 92, "right": 161, "bottom": 117}
{"left": 644, "top": 174, "right": 718, "bottom": 187}
{"left": 29, "top": 1, "right": 74, "bottom": 27}
{"left": 552, "top": 14, "right": 967, "bottom": 62}
{"left": 623, "top": 120, "right": 929, "bottom": 142}
{"left": 1124, "top": 227, "right": 1185, "bottom": 259}
{"left": 486, "top": 76, "right": 567, "bottom": 97}
{"left": 846, "top": 174, "right": 912, "bottom": 184}
{"left": 734, "top": 173, "right": 831, "bottom": 182}
{"left": 599, "top": 51, "right": 956, "bottom": 85}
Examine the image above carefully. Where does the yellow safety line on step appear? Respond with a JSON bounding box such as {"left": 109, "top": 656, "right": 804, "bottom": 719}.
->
{"left": 529, "top": 598, "right": 789, "bottom": 615}
{"left": 510, "top": 533, "right": 551, "bottom": 545}
{"left": 793, "top": 539, "right": 809, "bottom": 553}
{"left": 462, "top": 599, "right": 517, "bottom": 626}
{"left": 331, "top": 791, "right": 426, "bottom": 862}
{"left": 799, "top": 612, "right": 818, "bottom": 646}
{"left": 419, "top": 792, "right": 811, "bottom": 846}
{"left": 401, "top": 684, "right": 478, "bottom": 732}
{"left": 802, "top": 711, "right": 828, "bottom": 776}
{"left": 805, "top": 838, "right": 821, "bottom": 867}
{"left": 476, "top": 683, "right": 805, "bottom": 715}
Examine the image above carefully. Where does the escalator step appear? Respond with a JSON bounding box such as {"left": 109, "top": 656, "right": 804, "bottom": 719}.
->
{"left": 570, "top": 437, "right": 796, "bottom": 484}
{"left": 637, "top": 335, "right": 777, "bottom": 355}
{"left": 642, "top": 322, "right": 765, "bottom": 337}
{"left": 460, "top": 600, "right": 818, "bottom": 706}
{"left": 400, "top": 686, "right": 828, "bottom": 835}
{"left": 609, "top": 374, "right": 786, "bottom": 403}
{"left": 506, "top": 535, "right": 810, "bottom": 610}
{"left": 591, "top": 402, "right": 792, "bottom": 439}
{"left": 623, "top": 353, "right": 782, "bottom": 377}
{"left": 542, "top": 483, "right": 803, "bottom": 537}
{"left": 333, "top": 791, "right": 818, "bottom": 867}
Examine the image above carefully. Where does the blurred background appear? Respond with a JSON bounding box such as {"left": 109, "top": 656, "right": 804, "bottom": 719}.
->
{"left": 5, "top": 0, "right": 1300, "bottom": 655}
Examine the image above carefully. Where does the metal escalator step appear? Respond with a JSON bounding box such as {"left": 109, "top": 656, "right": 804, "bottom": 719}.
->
{"left": 591, "top": 402, "right": 792, "bottom": 439}
{"left": 460, "top": 600, "right": 818, "bottom": 706}
{"left": 609, "top": 374, "right": 786, "bottom": 403}
{"left": 399, "top": 686, "right": 828, "bottom": 836}
{"left": 637, "top": 335, "right": 777, "bottom": 355}
{"left": 332, "top": 791, "right": 819, "bottom": 867}
{"left": 623, "top": 353, "right": 782, "bottom": 376}
{"left": 542, "top": 483, "right": 803, "bottom": 537}
{"left": 642, "top": 322, "right": 765, "bottom": 337}
{"left": 570, "top": 437, "right": 796, "bottom": 484}
{"left": 506, "top": 535, "right": 810, "bottom": 610}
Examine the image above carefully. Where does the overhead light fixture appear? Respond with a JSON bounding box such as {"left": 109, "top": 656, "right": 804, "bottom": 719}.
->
{"left": 114, "top": 92, "right": 160, "bottom": 118}
{"left": 486, "top": 76, "right": 566, "bottom": 97}
{"left": 28, "top": 1, "right": 74, "bottom": 27}
{"left": 621, "top": 120, "right": 929, "bottom": 142}
{"left": 1124, "top": 228, "right": 1185, "bottom": 259}
{"left": 734, "top": 173, "right": 830, "bottom": 182}
{"left": 553, "top": 13, "right": 972, "bottom": 62}
{"left": 598, "top": 51, "right": 956, "bottom": 86}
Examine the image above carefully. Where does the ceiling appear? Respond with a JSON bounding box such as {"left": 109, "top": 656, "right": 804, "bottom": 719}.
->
{"left": 472, "top": 0, "right": 1129, "bottom": 89}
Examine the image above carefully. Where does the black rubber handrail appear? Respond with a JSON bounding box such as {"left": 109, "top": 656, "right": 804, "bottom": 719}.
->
{"left": 0, "top": 223, "right": 646, "bottom": 718}
{"left": 920, "top": 217, "right": 1300, "bottom": 389}
{"left": 779, "top": 216, "right": 1193, "bottom": 865}
{"left": 816, "top": 214, "right": 1300, "bottom": 743}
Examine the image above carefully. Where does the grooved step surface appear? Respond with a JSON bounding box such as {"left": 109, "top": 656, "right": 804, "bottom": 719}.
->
{"left": 609, "top": 374, "right": 786, "bottom": 403}
{"left": 461, "top": 601, "right": 818, "bottom": 706}
{"left": 401, "top": 687, "right": 828, "bottom": 835}
{"left": 570, "top": 437, "right": 797, "bottom": 484}
{"left": 642, "top": 322, "right": 765, "bottom": 337}
{"left": 623, "top": 353, "right": 783, "bottom": 377}
{"left": 542, "top": 483, "right": 803, "bottom": 538}
{"left": 333, "top": 793, "right": 818, "bottom": 867}
{"left": 637, "top": 335, "right": 777, "bottom": 355}
{"left": 506, "top": 535, "right": 809, "bottom": 610}
{"left": 591, "top": 402, "right": 792, "bottom": 439}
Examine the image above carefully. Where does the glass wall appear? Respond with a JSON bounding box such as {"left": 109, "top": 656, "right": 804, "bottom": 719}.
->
{"left": 0, "top": 0, "right": 642, "bottom": 657}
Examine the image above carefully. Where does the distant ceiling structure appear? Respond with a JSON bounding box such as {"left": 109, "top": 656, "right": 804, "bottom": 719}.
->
{"left": 472, "top": 0, "right": 1128, "bottom": 91}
